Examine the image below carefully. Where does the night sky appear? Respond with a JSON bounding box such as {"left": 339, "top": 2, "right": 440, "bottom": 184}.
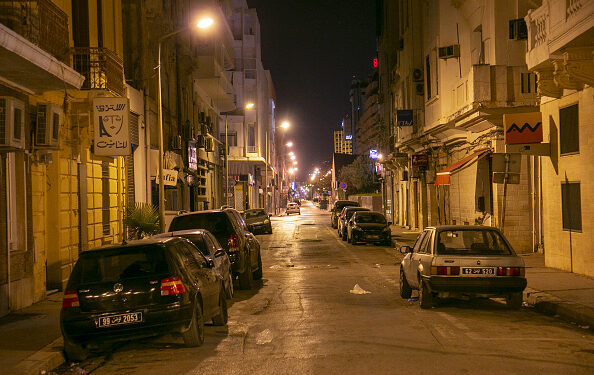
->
{"left": 246, "top": 0, "right": 377, "bottom": 180}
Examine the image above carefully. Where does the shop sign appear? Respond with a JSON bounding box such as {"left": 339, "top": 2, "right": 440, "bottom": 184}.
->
{"left": 156, "top": 169, "right": 178, "bottom": 186}
{"left": 93, "top": 97, "right": 130, "bottom": 156}
{"left": 503, "top": 112, "right": 542, "bottom": 144}
{"left": 188, "top": 141, "right": 197, "bottom": 171}
{"left": 411, "top": 154, "right": 428, "bottom": 167}
{"left": 397, "top": 110, "right": 413, "bottom": 127}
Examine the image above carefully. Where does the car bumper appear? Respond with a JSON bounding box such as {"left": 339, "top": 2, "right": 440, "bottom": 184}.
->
{"left": 353, "top": 231, "right": 391, "bottom": 242}
{"left": 61, "top": 301, "right": 193, "bottom": 345}
{"left": 424, "top": 276, "right": 527, "bottom": 294}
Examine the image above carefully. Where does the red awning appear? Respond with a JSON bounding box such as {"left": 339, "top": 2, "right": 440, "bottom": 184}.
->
{"left": 434, "top": 149, "right": 490, "bottom": 185}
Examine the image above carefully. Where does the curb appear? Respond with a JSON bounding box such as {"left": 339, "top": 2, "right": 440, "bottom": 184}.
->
{"left": 524, "top": 288, "right": 594, "bottom": 332}
{"left": 14, "top": 337, "right": 65, "bottom": 375}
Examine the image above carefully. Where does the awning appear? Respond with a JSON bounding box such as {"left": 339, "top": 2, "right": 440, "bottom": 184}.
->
{"left": 434, "top": 149, "right": 490, "bottom": 185}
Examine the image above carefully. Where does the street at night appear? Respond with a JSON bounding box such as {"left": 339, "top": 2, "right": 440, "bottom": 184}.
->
{"left": 44, "top": 202, "right": 593, "bottom": 374}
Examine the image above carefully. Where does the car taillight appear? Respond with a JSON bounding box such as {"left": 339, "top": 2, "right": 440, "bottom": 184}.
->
{"left": 160, "top": 277, "right": 187, "bottom": 296}
{"left": 228, "top": 233, "right": 239, "bottom": 252}
{"left": 62, "top": 290, "right": 80, "bottom": 308}
{"left": 431, "top": 266, "right": 460, "bottom": 275}
{"left": 497, "top": 267, "right": 524, "bottom": 276}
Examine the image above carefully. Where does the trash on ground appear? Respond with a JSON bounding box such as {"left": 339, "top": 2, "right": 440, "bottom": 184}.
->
{"left": 350, "top": 284, "right": 371, "bottom": 294}
{"left": 408, "top": 298, "right": 418, "bottom": 302}
{"left": 373, "top": 264, "right": 381, "bottom": 268}
{"left": 256, "top": 329, "right": 274, "bottom": 344}
{"left": 579, "top": 325, "right": 590, "bottom": 330}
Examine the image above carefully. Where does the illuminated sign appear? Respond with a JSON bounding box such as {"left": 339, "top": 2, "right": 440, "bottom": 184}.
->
{"left": 369, "top": 149, "right": 378, "bottom": 159}
{"left": 345, "top": 135, "right": 352, "bottom": 140}
{"left": 93, "top": 97, "right": 130, "bottom": 156}
{"left": 373, "top": 58, "right": 378, "bottom": 68}
{"left": 397, "top": 110, "right": 414, "bottom": 127}
{"left": 504, "top": 112, "right": 542, "bottom": 144}
{"left": 188, "top": 141, "right": 197, "bottom": 171}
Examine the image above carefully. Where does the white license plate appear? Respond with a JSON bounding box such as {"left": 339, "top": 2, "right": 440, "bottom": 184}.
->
{"left": 95, "top": 312, "right": 143, "bottom": 328}
{"left": 461, "top": 267, "right": 495, "bottom": 275}
{"left": 366, "top": 235, "right": 379, "bottom": 239}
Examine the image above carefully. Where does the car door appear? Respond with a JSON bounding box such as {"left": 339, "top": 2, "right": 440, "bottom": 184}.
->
{"left": 178, "top": 241, "right": 218, "bottom": 315}
{"left": 404, "top": 230, "right": 428, "bottom": 288}
{"left": 229, "top": 210, "right": 258, "bottom": 268}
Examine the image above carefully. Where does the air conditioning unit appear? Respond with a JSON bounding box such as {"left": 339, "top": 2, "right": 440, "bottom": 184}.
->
{"left": 170, "top": 135, "right": 182, "bottom": 150}
{"left": 412, "top": 68, "right": 423, "bottom": 82}
{"left": 0, "top": 97, "right": 25, "bottom": 149}
{"left": 438, "top": 44, "right": 460, "bottom": 59}
{"left": 36, "top": 103, "right": 61, "bottom": 147}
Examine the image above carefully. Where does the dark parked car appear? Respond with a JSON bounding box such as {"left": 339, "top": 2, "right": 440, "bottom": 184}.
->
{"left": 60, "top": 237, "right": 228, "bottom": 361}
{"left": 168, "top": 209, "right": 262, "bottom": 290}
{"left": 242, "top": 208, "right": 272, "bottom": 234}
{"left": 338, "top": 206, "right": 370, "bottom": 240}
{"left": 346, "top": 211, "right": 392, "bottom": 246}
{"left": 331, "top": 200, "right": 359, "bottom": 228}
{"left": 399, "top": 226, "right": 527, "bottom": 309}
{"left": 154, "top": 229, "right": 234, "bottom": 298}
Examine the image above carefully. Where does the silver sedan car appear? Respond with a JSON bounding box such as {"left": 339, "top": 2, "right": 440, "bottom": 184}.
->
{"left": 399, "top": 226, "right": 527, "bottom": 309}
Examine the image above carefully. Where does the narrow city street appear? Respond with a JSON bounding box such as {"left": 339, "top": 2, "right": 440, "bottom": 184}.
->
{"left": 53, "top": 202, "right": 594, "bottom": 375}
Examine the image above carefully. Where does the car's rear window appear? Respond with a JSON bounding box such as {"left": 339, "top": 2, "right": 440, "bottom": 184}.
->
{"left": 335, "top": 201, "right": 358, "bottom": 211}
{"left": 71, "top": 245, "right": 169, "bottom": 284}
{"left": 169, "top": 212, "right": 233, "bottom": 236}
{"left": 178, "top": 234, "right": 209, "bottom": 257}
{"left": 436, "top": 229, "right": 512, "bottom": 255}
{"left": 356, "top": 212, "right": 386, "bottom": 224}
{"left": 346, "top": 208, "right": 369, "bottom": 219}
{"left": 244, "top": 209, "right": 266, "bottom": 218}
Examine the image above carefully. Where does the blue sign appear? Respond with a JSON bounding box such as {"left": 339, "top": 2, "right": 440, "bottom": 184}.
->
{"left": 339, "top": 182, "right": 347, "bottom": 189}
{"left": 369, "top": 149, "right": 378, "bottom": 159}
{"left": 345, "top": 135, "right": 352, "bottom": 140}
{"left": 397, "top": 110, "right": 414, "bottom": 126}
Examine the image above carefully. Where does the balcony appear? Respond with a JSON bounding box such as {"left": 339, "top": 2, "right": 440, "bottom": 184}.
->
{"left": 0, "top": 0, "right": 69, "bottom": 63}
{"left": 193, "top": 55, "right": 235, "bottom": 111}
{"left": 72, "top": 47, "right": 124, "bottom": 96}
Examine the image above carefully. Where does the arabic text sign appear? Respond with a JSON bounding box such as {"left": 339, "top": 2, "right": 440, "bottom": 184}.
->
{"left": 397, "top": 110, "right": 413, "bottom": 127}
{"left": 504, "top": 112, "right": 542, "bottom": 144}
{"left": 93, "top": 97, "right": 130, "bottom": 156}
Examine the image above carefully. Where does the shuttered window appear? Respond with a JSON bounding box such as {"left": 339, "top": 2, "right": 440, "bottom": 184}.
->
{"left": 101, "top": 162, "right": 110, "bottom": 235}
{"left": 560, "top": 104, "right": 579, "bottom": 155}
{"left": 561, "top": 182, "right": 581, "bottom": 231}
{"left": 126, "top": 112, "right": 139, "bottom": 207}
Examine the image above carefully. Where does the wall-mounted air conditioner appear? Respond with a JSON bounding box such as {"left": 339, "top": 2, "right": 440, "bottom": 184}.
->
{"left": 438, "top": 44, "right": 460, "bottom": 60}
{"left": 0, "top": 97, "right": 25, "bottom": 149}
{"left": 36, "top": 103, "right": 61, "bottom": 147}
{"left": 412, "top": 68, "right": 423, "bottom": 82}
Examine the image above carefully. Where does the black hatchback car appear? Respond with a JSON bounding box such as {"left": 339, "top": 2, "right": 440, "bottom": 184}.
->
{"left": 242, "top": 208, "right": 272, "bottom": 234}
{"left": 169, "top": 208, "right": 262, "bottom": 290}
{"left": 347, "top": 211, "right": 392, "bottom": 246}
{"left": 331, "top": 200, "right": 359, "bottom": 228}
{"left": 60, "top": 237, "right": 228, "bottom": 361}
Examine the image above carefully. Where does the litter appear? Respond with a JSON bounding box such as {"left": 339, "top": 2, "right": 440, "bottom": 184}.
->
{"left": 407, "top": 298, "right": 418, "bottom": 302}
{"left": 349, "top": 284, "right": 371, "bottom": 294}
{"left": 256, "top": 329, "right": 273, "bottom": 344}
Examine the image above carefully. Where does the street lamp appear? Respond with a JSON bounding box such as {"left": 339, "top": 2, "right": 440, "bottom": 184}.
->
{"left": 281, "top": 121, "right": 290, "bottom": 129}
{"left": 157, "top": 16, "right": 214, "bottom": 232}
{"left": 286, "top": 141, "right": 293, "bottom": 147}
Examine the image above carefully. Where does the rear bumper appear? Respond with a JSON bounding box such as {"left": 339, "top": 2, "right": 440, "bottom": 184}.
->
{"left": 425, "top": 276, "right": 527, "bottom": 294}
{"left": 61, "top": 302, "right": 193, "bottom": 345}
{"left": 352, "top": 231, "right": 391, "bottom": 243}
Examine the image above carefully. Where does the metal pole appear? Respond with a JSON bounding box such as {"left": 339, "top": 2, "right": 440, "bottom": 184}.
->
{"left": 501, "top": 153, "right": 510, "bottom": 231}
{"left": 157, "top": 40, "right": 165, "bottom": 232}
{"left": 265, "top": 130, "right": 268, "bottom": 212}
{"left": 225, "top": 115, "right": 229, "bottom": 207}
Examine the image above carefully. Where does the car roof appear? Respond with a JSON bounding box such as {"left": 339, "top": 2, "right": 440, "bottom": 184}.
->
{"left": 154, "top": 229, "right": 208, "bottom": 237}
{"left": 354, "top": 210, "right": 384, "bottom": 215}
{"left": 344, "top": 206, "right": 369, "bottom": 211}
{"left": 82, "top": 236, "right": 179, "bottom": 253}
{"left": 425, "top": 225, "right": 502, "bottom": 231}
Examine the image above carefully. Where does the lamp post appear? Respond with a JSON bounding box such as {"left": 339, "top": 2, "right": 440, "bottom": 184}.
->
{"left": 157, "top": 17, "right": 213, "bottom": 232}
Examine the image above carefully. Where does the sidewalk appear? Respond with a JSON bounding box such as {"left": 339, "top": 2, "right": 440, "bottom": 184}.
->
{"left": 1, "top": 226, "right": 593, "bottom": 375}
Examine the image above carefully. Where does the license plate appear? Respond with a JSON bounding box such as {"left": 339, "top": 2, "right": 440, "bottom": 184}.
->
{"left": 366, "top": 235, "right": 379, "bottom": 239}
{"left": 461, "top": 267, "right": 495, "bottom": 275}
{"left": 95, "top": 312, "right": 143, "bottom": 328}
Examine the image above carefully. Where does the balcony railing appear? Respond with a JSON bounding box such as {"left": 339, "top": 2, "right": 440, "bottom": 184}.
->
{"left": 72, "top": 47, "right": 124, "bottom": 96}
{"left": 0, "top": 0, "right": 69, "bottom": 63}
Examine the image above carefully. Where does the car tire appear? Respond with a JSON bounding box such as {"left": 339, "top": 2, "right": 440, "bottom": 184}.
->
{"left": 399, "top": 269, "right": 412, "bottom": 299}
{"left": 267, "top": 224, "right": 273, "bottom": 234}
{"left": 506, "top": 292, "right": 523, "bottom": 310}
{"left": 63, "top": 337, "right": 89, "bottom": 362}
{"left": 253, "top": 251, "right": 262, "bottom": 280}
{"left": 239, "top": 255, "right": 253, "bottom": 290}
{"left": 182, "top": 302, "right": 205, "bottom": 347}
{"left": 225, "top": 271, "right": 234, "bottom": 299}
{"left": 212, "top": 289, "right": 228, "bottom": 326}
{"left": 419, "top": 278, "right": 433, "bottom": 309}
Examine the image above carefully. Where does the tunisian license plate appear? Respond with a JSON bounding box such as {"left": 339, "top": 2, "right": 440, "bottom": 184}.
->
{"left": 95, "top": 312, "right": 142, "bottom": 328}
{"left": 461, "top": 267, "right": 495, "bottom": 275}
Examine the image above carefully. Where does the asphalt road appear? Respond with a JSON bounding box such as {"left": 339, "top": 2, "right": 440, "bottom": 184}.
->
{"left": 55, "top": 202, "right": 594, "bottom": 375}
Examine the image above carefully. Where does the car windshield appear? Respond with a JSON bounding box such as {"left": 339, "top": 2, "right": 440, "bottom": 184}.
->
{"left": 71, "top": 245, "right": 169, "bottom": 284}
{"left": 244, "top": 209, "right": 266, "bottom": 218}
{"left": 169, "top": 212, "right": 233, "bottom": 237}
{"left": 436, "top": 229, "right": 512, "bottom": 255}
{"left": 356, "top": 213, "right": 386, "bottom": 224}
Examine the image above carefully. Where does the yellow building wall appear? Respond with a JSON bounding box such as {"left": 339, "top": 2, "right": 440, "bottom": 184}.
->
{"left": 540, "top": 88, "right": 594, "bottom": 276}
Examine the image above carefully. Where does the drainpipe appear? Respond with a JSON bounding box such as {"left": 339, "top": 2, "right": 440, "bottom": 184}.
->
{"left": 144, "top": 92, "right": 151, "bottom": 204}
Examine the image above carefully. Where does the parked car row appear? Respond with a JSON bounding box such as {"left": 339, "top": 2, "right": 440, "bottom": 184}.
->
{"left": 61, "top": 207, "right": 264, "bottom": 361}
{"left": 334, "top": 202, "right": 392, "bottom": 246}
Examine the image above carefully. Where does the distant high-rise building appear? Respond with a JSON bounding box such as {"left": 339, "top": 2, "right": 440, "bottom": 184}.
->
{"left": 349, "top": 77, "right": 368, "bottom": 154}
{"left": 333, "top": 127, "right": 352, "bottom": 155}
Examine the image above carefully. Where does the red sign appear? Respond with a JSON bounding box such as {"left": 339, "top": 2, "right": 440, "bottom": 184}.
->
{"left": 373, "top": 58, "right": 378, "bottom": 68}
{"left": 504, "top": 112, "right": 543, "bottom": 144}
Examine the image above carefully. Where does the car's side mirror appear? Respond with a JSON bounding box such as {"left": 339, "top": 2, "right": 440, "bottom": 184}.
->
{"left": 400, "top": 245, "right": 413, "bottom": 254}
{"left": 214, "top": 249, "right": 226, "bottom": 258}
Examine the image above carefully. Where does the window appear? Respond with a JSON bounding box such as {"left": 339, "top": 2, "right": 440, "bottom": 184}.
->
{"left": 6, "top": 152, "right": 26, "bottom": 251}
{"left": 561, "top": 182, "right": 582, "bottom": 231}
{"left": 220, "top": 132, "right": 237, "bottom": 147}
{"left": 418, "top": 231, "right": 432, "bottom": 254}
{"left": 560, "top": 104, "right": 579, "bottom": 155}
{"left": 521, "top": 73, "right": 537, "bottom": 94}
{"left": 412, "top": 231, "right": 427, "bottom": 253}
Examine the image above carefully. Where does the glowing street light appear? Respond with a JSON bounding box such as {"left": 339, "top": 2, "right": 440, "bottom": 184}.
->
{"left": 290, "top": 155, "right": 296, "bottom": 160}
{"left": 197, "top": 17, "right": 214, "bottom": 29}
{"left": 281, "top": 121, "right": 290, "bottom": 129}
{"left": 293, "top": 161, "right": 298, "bottom": 165}
{"left": 286, "top": 141, "right": 293, "bottom": 147}
{"left": 245, "top": 102, "right": 255, "bottom": 109}
{"left": 288, "top": 151, "right": 294, "bottom": 156}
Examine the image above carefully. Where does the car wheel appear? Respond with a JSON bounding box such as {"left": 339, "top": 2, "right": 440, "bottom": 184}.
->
{"left": 182, "top": 302, "right": 205, "bottom": 347}
{"left": 506, "top": 292, "right": 523, "bottom": 310}
{"left": 239, "top": 255, "right": 253, "bottom": 290}
{"left": 226, "top": 271, "right": 234, "bottom": 299}
{"left": 253, "top": 251, "right": 263, "bottom": 280}
{"left": 399, "top": 269, "right": 412, "bottom": 299}
{"left": 63, "top": 337, "right": 89, "bottom": 362}
{"left": 212, "top": 288, "right": 228, "bottom": 326}
{"left": 419, "top": 278, "right": 433, "bottom": 309}
{"left": 267, "top": 224, "right": 273, "bottom": 234}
